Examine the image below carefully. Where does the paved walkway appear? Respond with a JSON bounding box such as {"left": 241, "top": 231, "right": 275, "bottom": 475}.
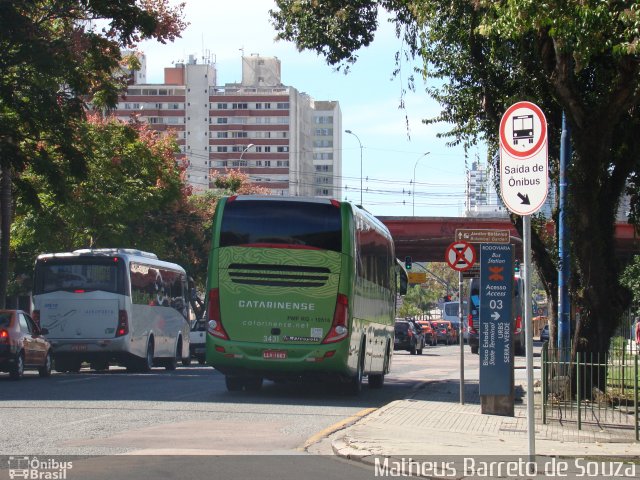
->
{"left": 329, "top": 379, "right": 640, "bottom": 477}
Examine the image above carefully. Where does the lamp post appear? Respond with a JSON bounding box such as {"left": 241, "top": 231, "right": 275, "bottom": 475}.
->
{"left": 412, "top": 152, "right": 431, "bottom": 216}
{"left": 345, "top": 130, "right": 363, "bottom": 205}
{"left": 240, "top": 143, "right": 255, "bottom": 162}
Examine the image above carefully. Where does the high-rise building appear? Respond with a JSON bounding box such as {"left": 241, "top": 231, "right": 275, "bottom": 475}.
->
{"left": 114, "top": 53, "right": 342, "bottom": 197}
{"left": 465, "top": 161, "right": 508, "bottom": 217}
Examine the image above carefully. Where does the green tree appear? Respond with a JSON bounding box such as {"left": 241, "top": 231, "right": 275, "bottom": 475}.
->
{"left": 270, "top": 1, "right": 640, "bottom": 361}
{"left": 398, "top": 284, "right": 439, "bottom": 318}
{"left": 11, "top": 115, "right": 184, "bottom": 289}
{"left": 0, "top": 0, "right": 186, "bottom": 306}
{"left": 621, "top": 255, "right": 640, "bottom": 316}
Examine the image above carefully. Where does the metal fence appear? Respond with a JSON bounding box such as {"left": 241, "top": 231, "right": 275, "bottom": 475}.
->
{"left": 540, "top": 331, "right": 639, "bottom": 441}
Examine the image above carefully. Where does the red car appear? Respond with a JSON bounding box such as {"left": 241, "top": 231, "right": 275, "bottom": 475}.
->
{"left": 0, "top": 310, "right": 52, "bottom": 379}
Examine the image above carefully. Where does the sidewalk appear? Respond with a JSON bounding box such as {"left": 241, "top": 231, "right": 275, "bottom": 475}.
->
{"left": 330, "top": 379, "right": 640, "bottom": 462}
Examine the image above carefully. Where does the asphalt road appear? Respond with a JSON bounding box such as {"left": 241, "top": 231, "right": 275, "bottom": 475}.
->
{"left": 0, "top": 342, "right": 498, "bottom": 479}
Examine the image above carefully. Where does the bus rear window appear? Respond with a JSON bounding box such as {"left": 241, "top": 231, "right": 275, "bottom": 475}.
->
{"left": 34, "top": 259, "right": 125, "bottom": 295}
{"left": 219, "top": 200, "right": 342, "bottom": 252}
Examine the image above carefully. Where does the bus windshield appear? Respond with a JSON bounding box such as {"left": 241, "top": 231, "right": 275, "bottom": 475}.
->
{"left": 34, "top": 258, "right": 125, "bottom": 295}
{"left": 219, "top": 200, "right": 342, "bottom": 252}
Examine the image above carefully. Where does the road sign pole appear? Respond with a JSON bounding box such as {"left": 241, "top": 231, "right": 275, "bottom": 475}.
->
{"left": 459, "top": 270, "right": 464, "bottom": 405}
{"left": 523, "top": 215, "right": 536, "bottom": 464}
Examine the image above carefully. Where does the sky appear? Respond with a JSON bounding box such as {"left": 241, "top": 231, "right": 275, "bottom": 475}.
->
{"left": 139, "top": 1, "right": 484, "bottom": 217}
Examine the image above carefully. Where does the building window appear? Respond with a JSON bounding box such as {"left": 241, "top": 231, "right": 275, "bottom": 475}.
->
{"left": 217, "top": 146, "right": 228, "bottom": 152}
{"left": 217, "top": 117, "right": 228, "bottom": 124}
{"left": 276, "top": 146, "right": 289, "bottom": 153}
{"left": 276, "top": 160, "right": 290, "bottom": 167}
{"left": 217, "top": 103, "right": 228, "bottom": 109}
{"left": 155, "top": 103, "right": 163, "bottom": 109}
{"left": 217, "top": 132, "right": 228, "bottom": 138}
{"left": 232, "top": 103, "right": 248, "bottom": 109}
{"left": 264, "top": 146, "right": 271, "bottom": 153}
{"left": 276, "top": 102, "right": 289, "bottom": 109}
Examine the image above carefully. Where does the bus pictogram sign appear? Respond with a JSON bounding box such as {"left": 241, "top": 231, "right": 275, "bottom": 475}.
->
{"left": 499, "top": 101, "right": 549, "bottom": 216}
{"left": 445, "top": 241, "right": 476, "bottom": 272}
{"left": 500, "top": 102, "right": 547, "bottom": 159}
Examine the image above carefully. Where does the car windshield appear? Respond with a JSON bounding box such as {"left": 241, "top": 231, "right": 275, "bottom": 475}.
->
{"left": 0, "top": 313, "right": 11, "bottom": 328}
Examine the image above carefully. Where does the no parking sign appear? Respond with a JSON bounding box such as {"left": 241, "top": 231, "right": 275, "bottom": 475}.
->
{"left": 445, "top": 241, "right": 476, "bottom": 272}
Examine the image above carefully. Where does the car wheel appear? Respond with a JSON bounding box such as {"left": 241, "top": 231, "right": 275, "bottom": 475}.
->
{"left": 10, "top": 352, "right": 25, "bottom": 380}
{"left": 39, "top": 351, "right": 52, "bottom": 378}
{"left": 181, "top": 355, "right": 192, "bottom": 367}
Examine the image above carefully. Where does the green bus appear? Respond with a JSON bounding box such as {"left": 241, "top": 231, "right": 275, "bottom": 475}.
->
{"left": 205, "top": 195, "right": 404, "bottom": 393}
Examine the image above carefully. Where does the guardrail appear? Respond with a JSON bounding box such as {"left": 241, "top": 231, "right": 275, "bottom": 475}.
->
{"left": 540, "top": 340, "right": 639, "bottom": 441}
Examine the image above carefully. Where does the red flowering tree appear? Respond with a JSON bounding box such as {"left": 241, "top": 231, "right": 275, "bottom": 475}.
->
{"left": 0, "top": 1, "right": 186, "bottom": 306}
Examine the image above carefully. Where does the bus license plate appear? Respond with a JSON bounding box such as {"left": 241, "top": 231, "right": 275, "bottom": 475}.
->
{"left": 263, "top": 350, "right": 287, "bottom": 360}
{"left": 71, "top": 344, "right": 88, "bottom": 351}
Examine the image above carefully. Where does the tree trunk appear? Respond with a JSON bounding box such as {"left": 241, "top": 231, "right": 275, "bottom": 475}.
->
{"left": 0, "top": 165, "right": 12, "bottom": 309}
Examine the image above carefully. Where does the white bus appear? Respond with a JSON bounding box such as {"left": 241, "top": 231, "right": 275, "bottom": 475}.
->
{"left": 32, "top": 249, "right": 191, "bottom": 372}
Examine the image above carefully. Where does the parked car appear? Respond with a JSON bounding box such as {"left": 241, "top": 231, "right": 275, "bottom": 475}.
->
{"left": 189, "top": 318, "right": 206, "bottom": 364}
{"left": 431, "top": 320, "right": 455, "bottom": 345}
{"left": 0, "top": 310, "right": 52, "bottom": 379}
{"left": 539, "top": 324, "right": 549, "bottom": 342}
{"left": 415, "top": 320, "right": 437, "bottom": 346}
{"left": 467, "top": 278, "right": 480, "bottom": 354}
{"left": 394, "top": 320, "right": 425, "bottom": 355}
{"left": 513, "top": 276, "right": 526, "bottom": 356}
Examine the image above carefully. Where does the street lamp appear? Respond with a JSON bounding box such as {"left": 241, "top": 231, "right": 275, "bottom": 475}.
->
{"left": 345, "top": 130, "right": 363, "bottom": 205}
{"left": 240, "top": 143, "right": 255, "bottom": 162}
{"left": 413, "top": 152, "right": 431, "bottom": 216}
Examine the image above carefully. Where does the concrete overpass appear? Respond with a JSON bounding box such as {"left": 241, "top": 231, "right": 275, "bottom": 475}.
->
{"left": 378, "top": 216, "right": 639, "bottom": 263}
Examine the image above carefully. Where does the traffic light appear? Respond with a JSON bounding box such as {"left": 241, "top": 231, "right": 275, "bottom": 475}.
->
{"left": 405, "top": 256, "right": 412, "bottom": 270}
{"left": 514, "top": 259, "right": 520, "bottom": 273}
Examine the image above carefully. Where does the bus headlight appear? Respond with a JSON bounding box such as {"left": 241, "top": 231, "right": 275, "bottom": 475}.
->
{"left": 207, "top": 320, "right": 218, "bottom": 334}
{"left": 335, "top": 326, "right": 347, "bottom": 335}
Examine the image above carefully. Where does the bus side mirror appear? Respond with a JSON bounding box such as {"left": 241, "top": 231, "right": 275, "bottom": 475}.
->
{"left": 398, "top": 269, "right": 408, "bottom": 296}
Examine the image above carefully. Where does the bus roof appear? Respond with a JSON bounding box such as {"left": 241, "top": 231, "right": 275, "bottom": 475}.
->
{"left": 35, "top": 249, "right": 186, "bottom": 273}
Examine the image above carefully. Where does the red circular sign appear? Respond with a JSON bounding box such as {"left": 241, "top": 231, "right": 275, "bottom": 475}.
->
{"left": 499, "top": 101, "right": 547, "bottom": 159}
{"left": 445, "top": 241, "right": 476, "bottom": 272}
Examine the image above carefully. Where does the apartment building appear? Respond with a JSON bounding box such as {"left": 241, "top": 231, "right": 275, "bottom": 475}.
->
{"left": 465, "top": 161, "right": 508, "bottom": 217}
{"left": 114, "top": 53, "right": 342, "bottom": 198}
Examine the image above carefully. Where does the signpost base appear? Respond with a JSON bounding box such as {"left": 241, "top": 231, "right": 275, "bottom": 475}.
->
{"left": 481, "top": 393, "right": 515, "bottom": 417}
